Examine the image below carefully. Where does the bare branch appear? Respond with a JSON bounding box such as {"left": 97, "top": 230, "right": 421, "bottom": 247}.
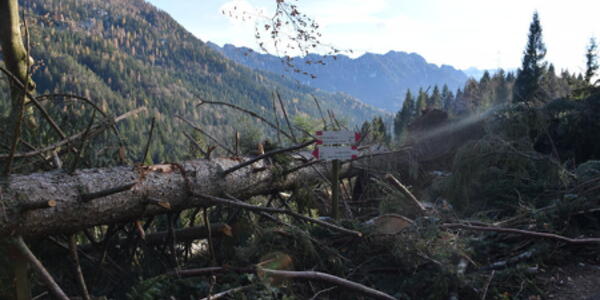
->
{"left": 275, "top": 91, "right": 297, "bottom": 143}
{"left": 196, "top": 193, "right": 362, "bottom": 237}
{"left": 0, "top": 107, "right": 146, "bottom": 160}
{"left": 259, "top": 268, "right": 398, "bottom": 300}
{"left": 442, "top": 223, "right": 600, "bottom": 244}
{"left": 223, "top": 139, "right": 315, "bottom": 175}
{"left": 141, "top": 117, "right": 156, "bottom": 163}
{"left": 68, "top": 235, "right": 91, "bottom": 300}
{"left": 12, "top": 236, "right": 69, "bottom": 300}
{"left": 176, "top": 115, "right": 235, "bottom": 156}
{"left": 197, "top": 98, "right": 293, "bottom": 140}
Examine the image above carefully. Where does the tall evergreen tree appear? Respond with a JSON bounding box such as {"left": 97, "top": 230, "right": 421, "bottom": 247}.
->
{"left": 459, "top": 79, "right": 480, "bottom": 113}
{"left": 585, "top": 37, "right": 598, "bottom": 84}
{"left": 441, "top": 84, "right": 454, "bottom": 112}
{"left": 493, "top": 69, "right": 510, "bottom": 105}
{"left": 415, "top": 88, "right": 427, "bottom": 116}
{"left": 513, "top": 11, "right": 547, "bottom": 104}
{"left": 394, "top": 89, "right": 415, "bottom": 141}
{"left": 371, "top": 116, "right": 389, "bottom": 144}
{"left": 427, "top": 85, "right": 442, "bottom": 109}
{"left": 478, "top": 71, "right": 494, "bottom": 109}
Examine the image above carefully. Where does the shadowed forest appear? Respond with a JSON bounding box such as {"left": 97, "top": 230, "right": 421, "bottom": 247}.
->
{"left": 1, "top": 1, "right": 600, "bottom": 300}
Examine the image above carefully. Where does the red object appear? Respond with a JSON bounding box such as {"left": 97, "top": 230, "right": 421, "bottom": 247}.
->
{"left": 312, "top": 148, "right": 320, "bottom": 159}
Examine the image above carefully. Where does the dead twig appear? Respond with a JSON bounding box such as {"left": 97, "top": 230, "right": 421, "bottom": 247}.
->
{"left": 204, "top": 207, "right": 217, "bottom": 266}
{"left": 182, "top": 131, "right": 209, "bottom": 159}
{"left": 199, "top": 285, "right": 254, "bottom": 300}
{"left": 19, "top": 200, "right": 57, "bottom": 213}
{"left": 69, "top": 235, "right": 91, "bottom": 300}
{"left": 174, "top": 266, "right": 396, "bottom": 300}
{"left": 69, "top": 110, "right": 96, "bottom": 174}
{"left": 259, "top": 268, "right": 397, "bottom": 300}
{"left": 176, "top": 115, "right": 235, "bottom": 156}
{"left": 271, "top": 92, "right": 283, "bottom": 144}
{"left": 141, "top": 117, "right": 156, "bottom": 164}
{"left": 0, "top": 66, "right": 71, "bottom": 148}
{"left": 309, "top": 286, "right": 337, "bottom": 300}
{"left": 13, "top": 236, "right": 69, "bottom": 300}
{"left": 443, "top": 223, "right": 600, "bottom": 244}
{"left": 197, "top": 193, "right": 362, "bottom": 237}
{"left": 481, "top": 270, "right": 495, "bottom": 300}
{"left": 32, "top": 93, "right": 124, "bottom": 144}
{"left": 0, "top": 107, "right": 146, "bottom": 160}
{"left": 223, "top": 139, "right": 316, "bottom": 175}
{"left": 275, "top": 91, "right": 298, "bottom": 142}
{"left": 167, "top": 213, "right": 179, "bottom": 269}
{"left": 311, "top": 94, "right": 328, "bottom": 130}
{"left": 79, "top": 182, "right": 136, "bottom": 203}
{"left": 280, "top": 159, "right": 320, "bottom": 176}
{"left": 197, "top": 98, "right": 293, "bottom": 140}
{"left": 384, "top": 174, "right": 427, "bottom": 214}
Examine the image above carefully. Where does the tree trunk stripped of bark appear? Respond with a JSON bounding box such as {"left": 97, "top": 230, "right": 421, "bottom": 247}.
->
{"left": 0, "top": 155, "right": 354, "bottom": 238}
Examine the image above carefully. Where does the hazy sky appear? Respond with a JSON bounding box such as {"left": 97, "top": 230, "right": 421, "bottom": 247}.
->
{"left": 146, "top": 0, "right": 600, "bottom": 72}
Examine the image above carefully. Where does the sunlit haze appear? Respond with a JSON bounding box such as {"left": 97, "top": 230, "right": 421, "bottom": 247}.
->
{"left": 146, "top": 0, "right": 600, "bottom": 73}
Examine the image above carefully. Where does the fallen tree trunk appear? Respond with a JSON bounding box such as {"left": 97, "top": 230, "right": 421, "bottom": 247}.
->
{"left": 0, "top": 155, "right": 354, "bottom": 237}
{"left": 0, "top": 112, "right": 487, "bottom": 238}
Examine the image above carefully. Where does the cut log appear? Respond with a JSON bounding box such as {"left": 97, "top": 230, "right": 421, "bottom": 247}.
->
{"left": 0, "top": 113, "right": 486, "bottom": 238}
{"left": 0, "top": 155, "right": 355, "bottom": 237}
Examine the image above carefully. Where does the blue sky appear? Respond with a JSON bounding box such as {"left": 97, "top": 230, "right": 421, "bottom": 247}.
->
{"left": 146, "top": 0, "right": 600, "bottom": 72}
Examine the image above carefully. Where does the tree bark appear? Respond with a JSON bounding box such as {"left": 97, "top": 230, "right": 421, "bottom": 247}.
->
{"left": 0, "top": 0, "right": 30, "bottom": 86}
{"left": 0, "top": 1, "right": 36, "bottom": 298}
{"left": 0, "top": 155, "right": 355, "bottom": 237}
{"left": 0, "top": 0, "right": 35, "bottom": 173}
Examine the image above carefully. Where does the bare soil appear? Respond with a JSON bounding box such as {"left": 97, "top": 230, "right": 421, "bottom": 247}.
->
{"left": 536, "top": 262, "right": 600, "bottom": 300}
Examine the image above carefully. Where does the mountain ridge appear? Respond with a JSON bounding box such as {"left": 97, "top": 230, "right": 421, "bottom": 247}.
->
{"left": 1, "top": 0, "right": 386, "bottom": 162}
{"left": 208, "top": 42, "right": 469, "bottom": 111}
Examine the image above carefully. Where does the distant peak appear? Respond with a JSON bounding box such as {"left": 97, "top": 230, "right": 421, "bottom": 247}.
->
{"left": 383, "top": 50, "right": 409, "bottom": 57}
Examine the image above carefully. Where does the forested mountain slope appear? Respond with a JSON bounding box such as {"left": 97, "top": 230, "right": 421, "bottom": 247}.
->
{"left": 0, "top": 0, "right": 384, "bottom": 162}
{"left": 209, "top": 43, "right": 469, "bottom": 111}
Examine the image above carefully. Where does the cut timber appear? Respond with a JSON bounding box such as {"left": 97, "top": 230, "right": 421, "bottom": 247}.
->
{"left": 0, "top": 155, "right": 355, "bottom": 237}
{"left": 0, "top": 112, "right": 486, "bottom": 238}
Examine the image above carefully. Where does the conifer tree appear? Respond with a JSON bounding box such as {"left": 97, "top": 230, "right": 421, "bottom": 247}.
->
{"left": 585, "top": 37, "right": 598, "bottom": 84}
{"left": 371, "top": 116, "right": 389, "bottom": 144}
{"left": 415, "top": 88, "right": 427, "bottom": 116}
{"left": 513, "top": 11, "right": 547, "bottom": 104}
{"left": 394, "top": 89, "right": 415, "bottom": 141}
{"left": 427, "top": 86, "right": 442, "bottom": 109}
{"left": 493, "top": 69, "right": 510, "bottom": 104}
{"left": 478, "top": 71, "right": 494, "bottom": 108}
{"left": 441, "top": 84, "right": 454, "bottom": 112}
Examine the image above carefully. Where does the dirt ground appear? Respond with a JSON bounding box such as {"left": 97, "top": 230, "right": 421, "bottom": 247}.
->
{"left": 535, "top": 261, "right": 600, "bottom": 300}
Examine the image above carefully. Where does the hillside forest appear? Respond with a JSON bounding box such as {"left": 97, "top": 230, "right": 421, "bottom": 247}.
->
{"left": 1, "top": 0, "right": 600, "bottom": 300}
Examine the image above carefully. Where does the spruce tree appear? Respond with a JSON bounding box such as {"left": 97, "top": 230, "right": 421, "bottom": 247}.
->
{"left": 493, "top": 69, "right": 510, "bottom": 104}
{"left": 441, "top": 84, "right": 454, "bottom": 112}
{"left": 394, "top": 90, "right": 415, "bottom": 141}
{"left": 585, "top": 37, "right": 598, "bottom": 84}
{"left": 415, "top": 88, "right": 427, "bottom": 116}
{"left": 371, "top": 116, "right": 389, "bottom": 144}
{"left": 513, "top": 11, "right": 547, "bottom": 104}
{"left": 427, "top": 86, "right": 442, "bottom": 109}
